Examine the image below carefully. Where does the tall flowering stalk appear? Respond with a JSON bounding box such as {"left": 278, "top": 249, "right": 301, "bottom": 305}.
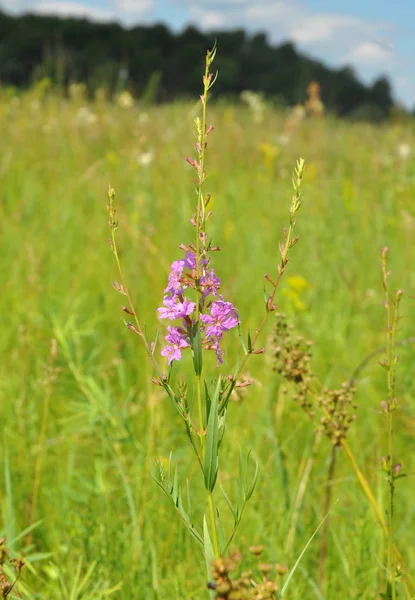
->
{"left": 107, "top": 46, "right": 305, "bottom": 594}
{"left": 380, "top": 247, "right": 404, "bottom": 600}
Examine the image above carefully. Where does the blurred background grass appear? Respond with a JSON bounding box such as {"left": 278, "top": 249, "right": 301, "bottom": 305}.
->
{"left": 0, "top": 85, "right": 414, "bottom": 598}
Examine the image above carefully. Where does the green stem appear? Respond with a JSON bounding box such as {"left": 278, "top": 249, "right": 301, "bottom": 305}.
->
{"left": 27, "top": 340, "right": 57, "bottom": 545}
{"left": 318, "top": 444, "right": 337, "bottom": 588}
{"left": 341, "top": 439, "right": 387, "bottom": 534}
{"left": 197, "top": 375, "right": 205, "bottom": 457}
{"left": 194, "top": 55, "right": 210, "bottom": 312}
{"left": 108, "top": 189, "right": 165, "bottom": 383}
{"left": 341, "top": 439, "right": 415, "bottom": 599}
{"left": 194, "top": 50, "right": 213, "bottom": 448}
{"left": 382, "top": 249, "right": 402, "bottom": 600}
{"left": 225, "top": 159, "right": 305, "bottom": 394}
{"left": 208, "top": 492, "right": 219, "bottom": 558}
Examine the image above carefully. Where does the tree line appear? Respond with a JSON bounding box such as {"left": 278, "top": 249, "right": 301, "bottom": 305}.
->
{"left": 0, "top": 10, "right": 395, "bottom": 119}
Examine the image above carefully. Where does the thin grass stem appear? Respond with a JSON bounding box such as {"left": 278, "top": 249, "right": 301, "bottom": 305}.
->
{"left": 27, "top": 339, "right": 58, "bottom": 546}
{"left": 318, "top": 445, "right": 337, "bottom": 588}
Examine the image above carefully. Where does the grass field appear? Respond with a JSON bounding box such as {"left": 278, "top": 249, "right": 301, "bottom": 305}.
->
{"left": 0, "top": 79, "right": 414, "bottom": 599}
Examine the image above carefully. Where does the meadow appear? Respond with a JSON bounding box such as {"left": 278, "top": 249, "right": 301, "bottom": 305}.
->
{"left": 0, "top": 74, "right": 414, "bottom": 599}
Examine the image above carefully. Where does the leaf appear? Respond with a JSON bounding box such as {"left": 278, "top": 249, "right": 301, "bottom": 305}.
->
{"left": 220, "top": 485, "right": 236, "bottom": 520}
{"left": 186, "top": 479, "right": 192, "bottom": 521}
{"left": 172, "top": 467, "right": 179, "bottom": 503}
{"left": 236, "top": 447, "right": 245, "bottom": 514}
{"left": 150, "top": 459, "right": 204, "bottom": 547}
{"left": 219, "top": 377, "right": 236, "bottom": 416}
{"left": 263, "top": 286, "right": 269, "bottom": 309}
{"left": 280, "top": 504, "right": 337, "bottom": 597}
{"left": 203, "top": 516, "right": 215, "bottom": 568}
{"left": 191, "top": 321, "right": 203, "bottom": 376}
{"left": 216, "top": 510, "right": 227, "bottom": 555}
{"left": 10, "top": 519, "right": 43, "bottom": 545}
{"left": 218, "top": 410, "right": 227, "bottom": 447}
{"left": 204, "top": 380, "right": 212, "bottom": 423}
{"left": 246, "top": 455, "right": 259, "bottom": 501}
{"left": 203, "top": 516, "right": 216, "bottom": 600}
{"left": 76, "top": 559, "right": 97, "bottom": 595}
{"left": 237, "top": 323, "right": 247, "bottom": 354}
{"left": 204, "top": 377, "right": 220, "bottom": 492}
{"left": 153, "top": 327, "right": 159, "bottom": 353}
{"left": 247, "top": 329, "right": 252, "bottom": 353}
{"left": 219, "top": 450, "right": 259, "bottom": 556}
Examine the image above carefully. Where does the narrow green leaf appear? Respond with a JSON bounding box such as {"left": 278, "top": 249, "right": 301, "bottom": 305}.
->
{"left": 172, "top": 466, "right": 179, "bottom": 503}
{"left": 237, "top": 323, "right": 247, "bottom": 354}
{"left": 280, "top": 505, "right": 336, "bottom": 597}
{"left": 186, "top": 479, "right": 192, "bottom": 521}
{"left": 204, "top": 380, "right": 212, "bottom": 424}
{"left": 166, "top": 452, "right": 172, "bottom": 479}
{"left": 150, "top": 460, "right": 204, "bottom": 547}
{"left": 191, "top": 321, "right": 203, "bottom": 376}
{"left": 203, "top": 515, "right": 215, "bottom": 585}
{"left": 153, "top": 327, "right": 159, "bottom": 353}
{"left": 220, "top": 379, "right": 235, "bottom": 416}
{"left": 233, "top": 353, "right": 240, "bottom": 379}
{"left": 10, "top": 520, "right": 43, "bottom": 544}
{"left": 263, "top": 286, "right": 269, "bottom": 309}
{"left": 236, "top": 447, "right": 244, "bottom": 514}
{"left": 77, "top": 560, "right": 97, "bottom": 595}
{"left": 220, "top": 485, "right": 236, "bottom": 520}
{"left": 218, "top": 411, "right": 227, "bottom": 447}
{"left": 247, "top": 330, "right": 252, "bottom": 353}
{"left": 204, "top": 377, "right": 220, "bottom": 491}
{"left": 216, "top": 510, "right": 227, "bottom": 555}
{"left": 177, "top": 488, "right": 190, "bottom": 524}
{"left": 246, "top": 457, "right": 259, "bottom": 501}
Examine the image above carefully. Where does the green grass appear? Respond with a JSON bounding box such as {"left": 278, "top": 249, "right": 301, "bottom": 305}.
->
{"left": 0, "top": 84, "right": 414, "bottom": 599}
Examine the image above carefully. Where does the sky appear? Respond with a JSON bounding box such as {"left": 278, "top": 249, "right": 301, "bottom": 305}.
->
{"left": 2, "top": 0, "right": 415, "bottom": 107}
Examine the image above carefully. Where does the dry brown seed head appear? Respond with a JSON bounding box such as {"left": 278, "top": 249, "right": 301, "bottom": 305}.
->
{"left": 259, "top": 563, "right": 273, "bottom": 575}
{"left": 249, "top": 545, "right": 264, "bottom": 556}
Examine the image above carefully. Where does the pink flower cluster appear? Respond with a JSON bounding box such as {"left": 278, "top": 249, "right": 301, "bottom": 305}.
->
{"left": 157, "top": 251, "right": 239, "bottom": 365}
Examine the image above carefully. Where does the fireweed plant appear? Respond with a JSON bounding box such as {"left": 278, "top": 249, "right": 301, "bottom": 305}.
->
{"left": 107, "top": 47, "right": 305, "bottom": 590}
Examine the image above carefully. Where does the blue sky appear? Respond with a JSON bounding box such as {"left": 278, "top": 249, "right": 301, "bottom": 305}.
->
{"left": 2, "top": 0, "right": 414, "bottom": 107}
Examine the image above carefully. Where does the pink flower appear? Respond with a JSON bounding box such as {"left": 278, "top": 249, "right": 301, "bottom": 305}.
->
{"left": 201, "top": 267, "right": 220, "bottom": 298}
{"left": 161, "top": 326, "right": 190, "bottom": 364}
{"left": 164, "top": 252, "right": 196, "bottom": 296}
{"left": 157, "top": 295, "right": 196, "bottom": 320}
{"left": 200, "top": 296, "right": 239, "bottom": 341}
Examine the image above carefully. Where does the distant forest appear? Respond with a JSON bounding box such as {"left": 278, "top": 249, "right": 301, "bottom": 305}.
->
{"left": 0, "top": 10, "right": 395, "bottom": 118}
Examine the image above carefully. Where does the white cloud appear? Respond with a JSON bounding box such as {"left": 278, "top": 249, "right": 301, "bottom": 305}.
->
{"left": 245, "top": 1, "right": 296, "bottom": 21}
{"left": 32, "top": 1, "right": 115, "bottom": 20}
{"left": 0, "top": 0, "right": 153, "bottom": 19}
{"left": 182, "top": 0, "right": 412, "bottom": 104}
{"left": 189, "top": 8, "right": 224, "bottom": 28}
{"left": 199, "top": 11, "right": 224, "bottom": 28}
{"left": 290, "top": 14, "right": 362, "bottom": 44}
{"left": 115, "top": 0, "right": 152, "bottom": 13}
{"left": 347, "top": 41, "right": 391, "bottom": 63}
